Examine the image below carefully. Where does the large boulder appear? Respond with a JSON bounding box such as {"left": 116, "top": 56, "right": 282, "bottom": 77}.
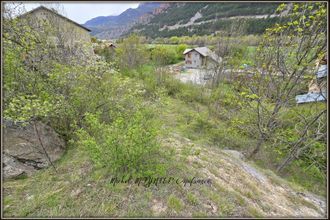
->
{"left": 3, "top": 120, "right": 66, "bottom": 179}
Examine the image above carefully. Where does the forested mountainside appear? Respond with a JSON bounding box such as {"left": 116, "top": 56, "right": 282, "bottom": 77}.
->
{"left": 84, "top": 3, "right": 162, "bottom": 39}
{"left": 128, "top": 2, "right": 286, "bottom": 38}
{"left": 85, "top": 2, "right": 283, "bottom": 39}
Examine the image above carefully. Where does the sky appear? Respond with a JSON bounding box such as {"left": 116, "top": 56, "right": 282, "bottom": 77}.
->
{"left": 21, "top": 2, "right": 140, "bottom": 24}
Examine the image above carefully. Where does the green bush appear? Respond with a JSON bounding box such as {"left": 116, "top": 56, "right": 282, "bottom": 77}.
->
{"left": 176, "top": 44, "right": 187, "bottom": 59}
{"left": 116, "top": 34, "right": 149, "bottom": 70}
{"left": 151, "top": 45, "right": 178, "bottom": 65}
{"left": 162, "top": 76, "right": 185, "bottom": 96}
{"left": 160, "top": 76, "right": 210, "bottom": 104}
{"left": 76, "top": 108, "right": 164, "bottom": 176}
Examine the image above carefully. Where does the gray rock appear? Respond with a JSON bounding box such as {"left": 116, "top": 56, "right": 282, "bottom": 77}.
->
{"left": 3, "top": 153, "right": 35, "bottom": 178}
{"left": 3, "top": 120, "right": 66, "bottom": 179}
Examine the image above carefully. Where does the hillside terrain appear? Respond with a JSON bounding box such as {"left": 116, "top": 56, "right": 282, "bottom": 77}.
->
{"left": 3, "top": 2, "right": 327, "bottom": 218}
{"left": 84, "top": 3, "right": 162, "bottom": 39}
{"left": 129, "top": 2, "right": 283, "bottom": 38}
{"left": 3, "top": 95, "right": 326, "bottom": 217}
{"left": 85, "top": 2, "right": 283, "bottom": 39}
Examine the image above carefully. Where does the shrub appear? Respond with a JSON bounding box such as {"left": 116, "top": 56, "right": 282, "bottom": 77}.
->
{"left": 176, "top": 44, "right": 187, "bottom": 60}
{"left": 116, "top": 34, "right": 149, "bottom": 70}
{"left": 151, "top": 46, "right": 178, "bottom": 65}
{"left": 76, "top": 108, "right": 164, "bottom": 177}
{"left": 162, "top": 76, "right": 185, "bottom": 96}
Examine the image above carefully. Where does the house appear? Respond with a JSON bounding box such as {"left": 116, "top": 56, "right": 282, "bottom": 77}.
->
{"left": 183, "top": 47, "right": 221, "bottom": 69}
{"left": 295, "top": 55, "right": 327, "bottom": 104}
{"left": 19, "top": 6, "right": 92, "bottom": 51}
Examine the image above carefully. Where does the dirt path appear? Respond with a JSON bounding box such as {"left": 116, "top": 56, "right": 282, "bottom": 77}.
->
{"left": 162, "top": 132, "right": 326, "bottom": 217}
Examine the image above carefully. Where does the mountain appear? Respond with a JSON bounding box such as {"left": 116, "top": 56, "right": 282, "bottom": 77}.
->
{"left": 84, "top": 3, "right": 163, "bottom": 39}
{"left": 128, "top": 2, "right": 284, "bottom": 38}
{"left": 85, "top": 2, "right": 284, "bottom": 40}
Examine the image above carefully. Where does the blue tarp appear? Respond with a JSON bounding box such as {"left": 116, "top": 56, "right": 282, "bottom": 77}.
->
{"left": 295, "top": 92, "right": 327, "bottom": 104}
{"left": 295, "top": 64, "right": 327, "bottom": 103}
{"left": 316, "top": 65, "right": 327, "bottom": 78}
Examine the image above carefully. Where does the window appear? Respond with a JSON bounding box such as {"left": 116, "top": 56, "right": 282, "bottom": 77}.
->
{"left": 187, "top": 53, "right": 191, "bottom": 58}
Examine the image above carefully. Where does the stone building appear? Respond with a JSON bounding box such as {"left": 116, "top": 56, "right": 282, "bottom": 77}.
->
{"left": 183, "top": 47, "right": 221, "bottom": 69}
{"left": 18, "top": 6, "right": 94, "bottom": 63}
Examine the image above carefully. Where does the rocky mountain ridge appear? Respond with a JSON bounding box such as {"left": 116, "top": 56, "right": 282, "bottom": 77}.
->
{"left": 85, "top": 2, "right": 282, "bottom": 39}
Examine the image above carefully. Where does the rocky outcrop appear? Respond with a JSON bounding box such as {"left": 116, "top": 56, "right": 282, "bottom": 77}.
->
{"left": 3, "top": 120, "right": 66, "bottom": 179}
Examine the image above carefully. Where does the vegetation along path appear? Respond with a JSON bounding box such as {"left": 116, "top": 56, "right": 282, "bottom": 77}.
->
{"left": 3, "top": 96, "right": 326, "bottom": 217}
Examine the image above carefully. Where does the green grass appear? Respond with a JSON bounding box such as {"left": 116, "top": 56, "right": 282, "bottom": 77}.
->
{"left": 167, "top": 195, "right": 184, "bottom": 212}
{"left": 254, "top": 148, "right": 326, "bottom": 197}
{"left": 159, "top": 81, "right": 324, "bottom": 198}
{"left": 186, "top": 192, "right": 198, "bottom": 205}
{"left": 3, "top": 132, "right": 233, "bottom": 217}
{"left": 160, "top": 78, "right": 326, "bottom": 198}
{"left": 247, "top": 206, "right": 263, "bottom": 217}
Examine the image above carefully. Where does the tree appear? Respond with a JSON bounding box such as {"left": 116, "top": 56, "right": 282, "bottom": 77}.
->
{"left": 210, "top": 19, "right": 248, "bottom": 87}
{"left": 3, "top": 3, "right": 96, "bottom": 171}
{"left": 116, "top": 34, "right": 149, "bottom": 70}
{"left": 3, "top": 3, "right": 62, "bottom": 171}
{"left": 176, "top": 44, "right": 187, "bottom": 56}
{"left": 169, "top": 36, "right": 179, "bottom": 44}
{"left": 236, "top": 3, "right": 327, "bottom": 173}
{"left": 151, "top": 46, "right": 177, "bottom": 66}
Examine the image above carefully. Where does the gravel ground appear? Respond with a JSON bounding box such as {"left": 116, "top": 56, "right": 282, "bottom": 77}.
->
{"left": 174, "top": 68, "right": 212, "bottom": 85}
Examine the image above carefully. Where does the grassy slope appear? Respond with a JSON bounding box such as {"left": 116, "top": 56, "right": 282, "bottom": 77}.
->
{"left": 3, "top": 91, "right": 326, "bottom": 217}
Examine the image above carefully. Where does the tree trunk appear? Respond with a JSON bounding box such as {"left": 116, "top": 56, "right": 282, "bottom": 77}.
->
{"left": 248, "top": 137, "right": 264, "bottom": 159}
{"left": 276, "top": 154, "right": 294, "bottom": 173}
{"left": 33, "top": 121, "right": 57, "bottom": 172}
